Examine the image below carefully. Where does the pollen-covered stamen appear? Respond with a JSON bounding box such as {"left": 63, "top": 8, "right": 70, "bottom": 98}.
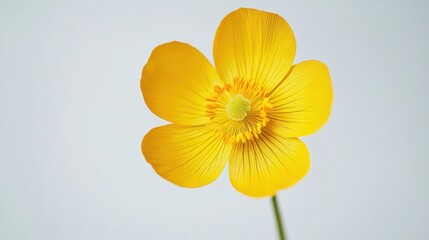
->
{"left": 206, "top": 78, "right": 273, "bottom": 144}
{"left": 225, "top": 94, "right": 251, "bottom": 121}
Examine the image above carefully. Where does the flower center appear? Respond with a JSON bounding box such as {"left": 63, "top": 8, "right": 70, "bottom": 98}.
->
{"left": 205, "top": 78, "right": 273, "bottom": 144}
{"left": 225, "top": 94, "right": 251, "bottom": 121}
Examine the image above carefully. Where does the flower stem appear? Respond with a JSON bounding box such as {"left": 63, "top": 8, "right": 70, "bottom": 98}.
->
{"left": 271, "top": 195, "right": 286, "bottom": 240}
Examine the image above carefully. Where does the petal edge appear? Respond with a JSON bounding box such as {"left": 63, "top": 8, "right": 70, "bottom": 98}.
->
{"left": 142, "top": 125, "right": 231, "bottom": 188}
{"left": 213, "top": 8, "right": 296, "bottom": 91}
{"left": 229, "top": 130, "right": 310, "bottom": 198}
{"left": 269, "top": 60, "right": 333, "bottom": 137}
{"left": 141, "top": 42, "right": 222, "bottom": 126}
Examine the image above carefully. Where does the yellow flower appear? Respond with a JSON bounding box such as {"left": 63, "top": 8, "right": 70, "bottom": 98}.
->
{"left": 141, "top": 8, "right": 333, "bottom": 197}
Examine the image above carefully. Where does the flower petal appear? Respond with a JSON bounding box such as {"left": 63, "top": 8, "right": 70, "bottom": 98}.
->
{"left": 141, "top": 41, "right": 222, "bottom": 126}
{"left": 213, "top": 8, "right": 296, "bottom": 90}
{"left": 229, "top": 130, "right": 310, "bottom": 197}
{"left": 142, "top": 125, "right": 231, "bottom": 188}
{"left": 269, "top": 60, "right": 333, "bottom": 137}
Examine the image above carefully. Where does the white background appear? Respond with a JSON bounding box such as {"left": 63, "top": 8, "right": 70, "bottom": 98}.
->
{"left": 1, "top": 0, "right": 428, "bottom": 239}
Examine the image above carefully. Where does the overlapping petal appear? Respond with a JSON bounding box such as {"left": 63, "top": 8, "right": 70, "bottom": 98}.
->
{"left": 141, "top": 41, "right": 222, "bottom": 126}
{"left": 142, "top": 125, "right": 231, "bottom": 188}
{"left": 269, "top": 60, "right": 333, "bottom": 137}
{"left": 213, "top": 8, "right": 296, "bottom": 91}
{"left": 228, "top": 129, "right": 310, "bottom": 197}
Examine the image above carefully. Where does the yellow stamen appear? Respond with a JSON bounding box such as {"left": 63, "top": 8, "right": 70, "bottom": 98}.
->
{"left": 206, "top": 78, "right": 273, "bottom": 144}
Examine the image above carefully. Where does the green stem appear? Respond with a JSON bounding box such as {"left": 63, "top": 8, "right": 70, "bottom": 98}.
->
{"left": 271, "top": 195, "right": 286, "bottom": 240}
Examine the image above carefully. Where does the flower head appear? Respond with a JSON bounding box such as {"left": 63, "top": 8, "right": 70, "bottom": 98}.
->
{"left": 141, "top": 8, "right": 333, "bottom": 197}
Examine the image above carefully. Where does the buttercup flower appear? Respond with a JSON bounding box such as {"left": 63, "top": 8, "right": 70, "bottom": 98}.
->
{"left": 141, "top": 8, "right": 333, "bottom": 197}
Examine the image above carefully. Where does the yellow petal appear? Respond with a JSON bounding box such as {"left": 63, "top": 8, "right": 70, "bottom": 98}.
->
{"left": 229, "top": 130, "right": 310, "bottom": 197}
{"left": 213, "top": 8, "right": 296, "bottom": 91}
{"left": 142, "top": 125, "right": 231, "bottom": 188}
{"left": 269, "top": 60, "right": 333, "bottom": 137}
{"left": 141, "top": 41, "right": 222, "bottom": 126}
